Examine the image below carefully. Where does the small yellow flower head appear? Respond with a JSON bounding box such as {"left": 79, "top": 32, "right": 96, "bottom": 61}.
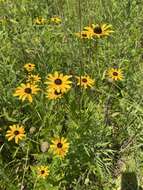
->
{"left": 45, "top": 88, "right": 63, "bottom": 100}
{"left": 84, "top": 23, "right": 114, "bottom": 38}
{"left": 13, "top": 83, "right": 40, "bottom": 103}
{"left": 24, "top": 63, "right": 35, "bottom": 72}
{"left": 27, "top": 74, "right": 41, "bottom": 84}
{"left": 50, "top": 17, "right": 61, "bottom": 24}
{"left": 37, "top": 166, "right": 49, "bottom": 179}
{"left": 76, "top": 75, "right": 95, "bottom": 89}
{"left": 34, "top": 17, "right": 47, "bottom": 25}
{"left": 75, "top": 31, "right": 93, "bottom": 39}
{"left": 45, "top": 71, "right": 72, "bottom": 93}
{"left": 107, "top": 68, "right": 123, "bottom": 81}
{"left": 50, "top": 137, "right": 69, "bottom": 158}
{"left": 5, "top": 124, "right": 26, "bottom": 144}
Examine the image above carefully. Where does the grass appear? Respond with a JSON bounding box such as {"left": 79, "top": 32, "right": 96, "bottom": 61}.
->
{"left": 0, "top": 0, "right": 143, "bottom": 189}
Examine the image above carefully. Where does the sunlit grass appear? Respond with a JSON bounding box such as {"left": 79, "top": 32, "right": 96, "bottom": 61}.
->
{"left": 0, "top": 0, "right": 143, "bottom": 189}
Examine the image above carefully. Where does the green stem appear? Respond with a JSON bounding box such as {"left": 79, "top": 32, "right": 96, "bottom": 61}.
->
{"left": 20, "top": 144, "right": 29, "bottom": 190}
{"left": 78, "top": 0, "right": 84, "bottom": 115}
{"left": 33, "top": 177, "right": 38, "bottom": 190}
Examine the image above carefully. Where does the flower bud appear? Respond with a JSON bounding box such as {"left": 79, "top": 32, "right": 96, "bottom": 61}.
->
{"left": 40, "top": 141, "right": 50, "bottom": 153}
{"left": 29, "top": 127, "right": 36, "bottom": 134}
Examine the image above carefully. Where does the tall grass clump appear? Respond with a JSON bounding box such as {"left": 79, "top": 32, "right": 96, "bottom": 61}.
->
{"left": 0, "top": 0, "right": 143, "bottom": 189}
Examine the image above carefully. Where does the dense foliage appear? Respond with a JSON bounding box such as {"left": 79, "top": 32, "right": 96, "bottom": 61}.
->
{"left": 0, "top": 0, "right": 143, "bottom": 189}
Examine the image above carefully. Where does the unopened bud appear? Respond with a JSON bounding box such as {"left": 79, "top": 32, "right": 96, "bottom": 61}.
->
{"left": 40, "top": 141, "right": 50, "bottom": 153}
{"left": 29, "top": 127, "right": 36, "bottom": 134}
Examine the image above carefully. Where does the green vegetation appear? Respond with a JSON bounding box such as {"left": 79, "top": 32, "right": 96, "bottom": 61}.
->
{"left": 0, "top": 0, "right": 143, "bottom": 189}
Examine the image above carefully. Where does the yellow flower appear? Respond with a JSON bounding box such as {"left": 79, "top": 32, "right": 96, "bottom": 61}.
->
{"left": 27, "top": 74, "right": 41, "bottom": 84}
{"left": 45, "top": 71, "right": 72, "bottom": 93}
{"left": 50, "top": 137, "right": 69, "bottom": 158}
{"left": 107, "top": 68, "right": 123, "bottom": 81}
{"left": 45, "top": 88, "right": 63, "bottom": 100}
{"left": 84, "top": 23, "right": 114, "bottom": 38}
{"left": 37, "top": 166, "right": 49, "bottom": 179}
{"left": 50, "top": 17, "right": 61, "bottom": 24}
{"left": 76, "top": 75, "right": 95, "bottom": 89}
{"left": 34, "top": 17, "right": 46, "bottom": 25}
{"left": 75, "top": 31, "right": 93, "bottom": 39}
{"left": 5, "top": 124, "right": 26, "bottom": 144}
{"left": 13, "top": 83, "right": 40, "bottom": 103}
{"left": 24, "top": 63, "right": 35, "bottom": 72}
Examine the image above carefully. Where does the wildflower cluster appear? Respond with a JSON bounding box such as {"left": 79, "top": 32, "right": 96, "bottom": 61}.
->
{"left": 7, "top": 18, "right": 124, "bottom": 186}
{"left": 33, "top": 16, "right": 62, "bottom": 25}
{"left": 13, "top": 64, "right": 97, "bottom": 102}
{"left": 13, "top": 63, "right": 40, "bottom": 103}
{"left": 13, "top": 67, "right": 123, "bottom": 103}
{"left": 1, "top": 0, "right": 136, "bottom": 188}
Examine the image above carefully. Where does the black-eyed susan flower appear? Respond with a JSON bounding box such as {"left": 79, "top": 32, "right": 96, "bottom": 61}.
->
{"left": 76, "top": 75, "right": 95, "bottom": 89}
{"left": 34, "top": 17, "right": 46, "bottom": 25}
{"left": 50, "top": 17, "right": 61, "bottom": 24}
{"left": 24, "top": 63, "right": 35, "bottom": 72}
{"left": 27, "top": 74, "right": 41, "bottom": 84}
{"left": 5, "top": 124, "right": 26, "bottom": 144}
{"left": 84, "top": 23, "right": 114, "bottom": 38}
{"left": 50, "top": 137, "right": 69, "bottom": 158}
{"left": 45, "top": 88, "right": 63, "bottom": 100}
{"left": 75, "top": 31, "right": 93, "bottom": 39}
{"left": 107, "top": 68, "right": 123, "bottom": 81}
{"left": 45, "top": 71, "right": 72, "bottom": 93}
{"left": 37, "top": 166, "right": 49, "bottom": 179}
{"left": 13, "top": 83, "right": 40, "bottom": 103}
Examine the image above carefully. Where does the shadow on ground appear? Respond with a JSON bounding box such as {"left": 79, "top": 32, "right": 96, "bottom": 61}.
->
{"left": 121, "top": 172, "right": 142, "bottom": 190}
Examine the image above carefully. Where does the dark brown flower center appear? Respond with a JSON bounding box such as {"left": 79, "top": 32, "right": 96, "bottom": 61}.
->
{"left": 94, "top": 26, "right": 102, "bottom": 34}
{"left": 54, "top": 90, "right": 62, "bottom": 95}
{"left": 54, "top": 78, "right": 62, "bottom": 85}
{"left": 82, "top": 78, "right": 87, "bottom": 83}
{"left": 41, "top": 170, "right": 45, "bottom": 174}
{"left": 57, "top": 142, "right": 63, "bottom": 148}
{"left": 113, "top": 72, "right": 118, "bottom": 76}
{"left": 39, "top": 18, "right": 42, "bottom": 21}
{"left": 28, "top": 65, "right": 31, "bottom": 67}
{"left": 24, "top": 88, "right": 32, "bottom": 94}
{"left": 14, "top": 130, "right": 20, "bottom": 135}
{"left": 82, "top": 33, "right": 87, "bottom": 37}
